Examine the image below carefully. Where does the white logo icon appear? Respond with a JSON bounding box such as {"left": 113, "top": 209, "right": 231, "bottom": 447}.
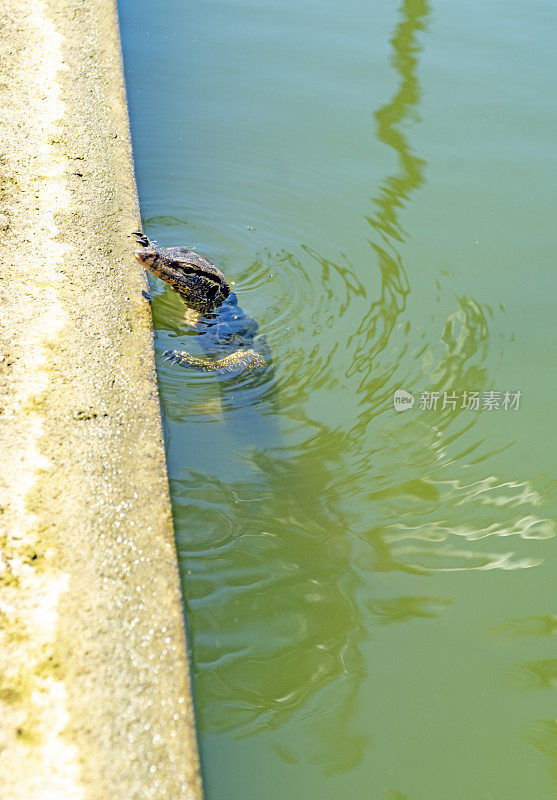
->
{"left": 394, "top": 389, "right": 415, "bottom": 412}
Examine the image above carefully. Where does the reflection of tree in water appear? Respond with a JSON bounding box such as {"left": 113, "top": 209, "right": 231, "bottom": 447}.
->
{"left": 527, "top": 719, "right": 557, "bottom": 791}
{"left": 175, "top": 457, "right": 368, "bottom": 773}
{"left": 491, "top": 618, "right": 557, "bottom": 793}
{"left": 351, "top": 0, "right": 429, "bottom": 383}
{"left": 179, "top": 0, "right": 434, "bottom": 773}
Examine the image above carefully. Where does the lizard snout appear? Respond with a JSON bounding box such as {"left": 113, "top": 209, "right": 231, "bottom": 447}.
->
{"left": 135, "top": 249, "right": 156, "bottom": 267}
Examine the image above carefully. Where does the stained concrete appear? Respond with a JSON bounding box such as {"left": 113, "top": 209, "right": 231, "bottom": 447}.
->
{"left": 0, "top": 0, "right": 203, "bottom": 797}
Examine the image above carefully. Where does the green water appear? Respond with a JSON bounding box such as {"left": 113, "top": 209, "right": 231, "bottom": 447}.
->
{"left": 119, "top": 0, "right": 557, "bottom": 797}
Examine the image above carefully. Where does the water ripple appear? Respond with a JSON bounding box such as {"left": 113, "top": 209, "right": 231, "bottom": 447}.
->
{"left": 145, "top": 0, "right": 557, "bottom": 778}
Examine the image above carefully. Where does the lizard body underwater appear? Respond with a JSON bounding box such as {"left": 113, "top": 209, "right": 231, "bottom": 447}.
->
{"left": 133, "top": 232, "right": 271, "bottom": 379}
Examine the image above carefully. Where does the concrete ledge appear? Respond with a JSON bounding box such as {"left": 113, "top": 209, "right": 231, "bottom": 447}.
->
{"left": 0, "top": 0, "right": 202, "bottom": 797}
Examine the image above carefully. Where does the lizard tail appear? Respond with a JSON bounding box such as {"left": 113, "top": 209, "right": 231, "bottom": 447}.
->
{"left": 163, "top": 348, "right": 267, "bottom": 377}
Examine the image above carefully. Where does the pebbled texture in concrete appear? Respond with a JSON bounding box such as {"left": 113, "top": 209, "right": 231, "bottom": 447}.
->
{"left": 0, "top": 0, "right": 203, "bottom": 797}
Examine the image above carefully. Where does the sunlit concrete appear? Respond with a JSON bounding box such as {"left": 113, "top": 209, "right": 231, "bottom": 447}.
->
{"left": 0, "top": 0, "right": 202, "bottom": 797}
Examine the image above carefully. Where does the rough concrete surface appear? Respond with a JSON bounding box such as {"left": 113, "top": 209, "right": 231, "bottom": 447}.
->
{"left": 0, "top": 1, "right": 203, "bottom": 797}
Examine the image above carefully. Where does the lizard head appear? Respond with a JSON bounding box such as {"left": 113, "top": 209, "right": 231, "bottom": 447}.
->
{"left": 133, "top": 234, "right": 231, "bottom": 312}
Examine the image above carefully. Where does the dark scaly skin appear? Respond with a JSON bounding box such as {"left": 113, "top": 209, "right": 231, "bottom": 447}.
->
{"left": 164, "top": 347, "right": 267, "bottom": 376}
{"left": 133, "top": 231, "right": 230, "bottom": 312}
{"left": 133, "top": 232, "right": 270, "bottom": 377}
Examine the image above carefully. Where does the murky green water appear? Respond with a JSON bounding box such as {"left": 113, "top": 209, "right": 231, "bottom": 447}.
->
{"left": 119, "top": 0, "right": 557, "bottom": 797}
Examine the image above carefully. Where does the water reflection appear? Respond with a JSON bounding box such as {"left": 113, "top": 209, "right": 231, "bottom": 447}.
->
{"left": 175, "top": 0, "right": 557, "bottom": 760}
{"left": 179, "top": 0, "right": 435, "bottom": 771}
{"left": 506, "top": 659, "right": 557, "bottom": 690}
{"left": 175, "top": 464, "right": 368, "bottom": 773}
{"left": 526, "top": 719, "right": 557, "bottom": 793}
{"left": 350, "top": 0, "right": 429, "bottom": 387}
{"left": 124, "top": 0, "right": 557, "bottom": 789}
{"left": 494, "top": 616, "right": 557, "bottom": 637}
{"left": 366, "top": 595, "right": 451, "bottom": 624}
{"left": 498, "top": 621, "right": 557, "bottom": 793}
